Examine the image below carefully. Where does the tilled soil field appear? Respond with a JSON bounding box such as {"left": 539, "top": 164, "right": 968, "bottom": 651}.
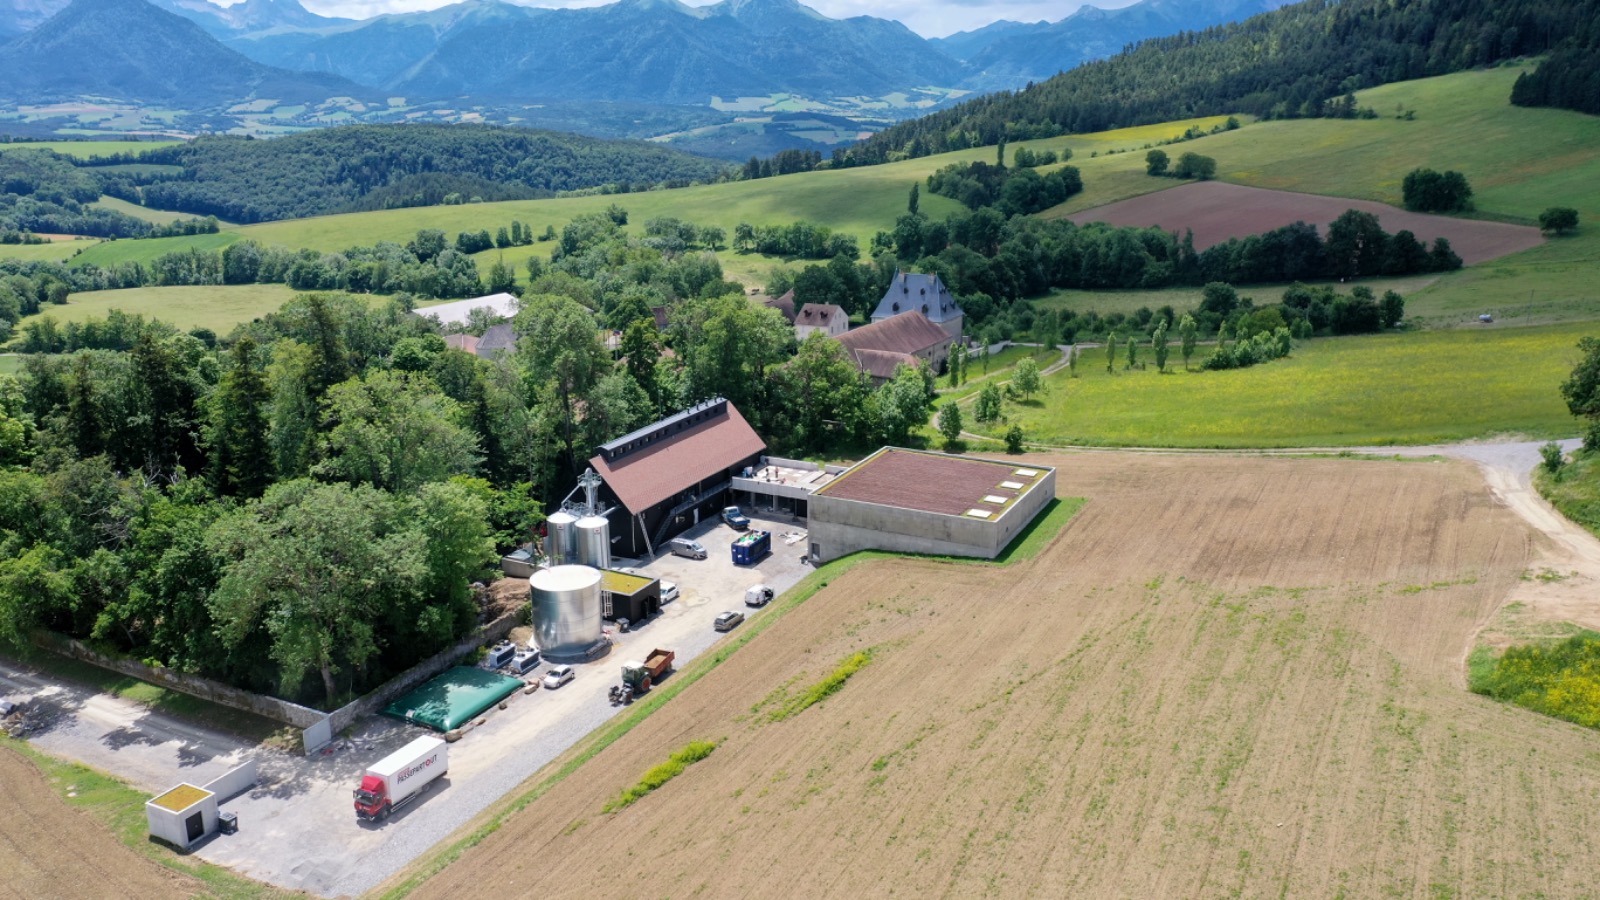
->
{"left": 1065, "top": 181, "right": 1543, "bottom": 265}
{"left": 0, "top": 747, "right": 199, "bottom": 900}
{"left": 408, "top": 453, "right": 1600, "bottom": 899}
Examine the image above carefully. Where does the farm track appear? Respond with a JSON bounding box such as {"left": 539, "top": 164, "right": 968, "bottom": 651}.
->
{"left": 0, "top": 746, "right": 200, "bottom": 900}
{"left": 407, "top": 451, "right": 1600, "bottom": 899}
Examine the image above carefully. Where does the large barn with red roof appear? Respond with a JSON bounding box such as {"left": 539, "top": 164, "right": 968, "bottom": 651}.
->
{"left": 588, "top": 397, "right": 767, "bottom": 558}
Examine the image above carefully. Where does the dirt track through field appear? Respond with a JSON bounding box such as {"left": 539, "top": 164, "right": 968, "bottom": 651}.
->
{"left": 406, "top": 452, "right": 1600, "bottom": 899}
{"left": 1066, "top": 181, "right": 1543, "bottom": 265}
{"left": 0, "top": 747, "right": 199, "bottom": 900}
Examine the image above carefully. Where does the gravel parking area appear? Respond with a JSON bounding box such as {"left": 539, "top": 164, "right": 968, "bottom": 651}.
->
{"left": 189, "top": 509, "right": 812, "bottom": 897}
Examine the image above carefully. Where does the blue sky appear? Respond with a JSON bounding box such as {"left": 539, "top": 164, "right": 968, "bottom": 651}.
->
{"left": 271, "top": 0, "right": 1145, "bottom": 38}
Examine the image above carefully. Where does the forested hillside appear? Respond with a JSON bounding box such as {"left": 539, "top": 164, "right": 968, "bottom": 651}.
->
{"left": 106, "top": 125, "right": 731, "bottom": 223}
{"left": 838, "top": 0, "right": 1600, "bottom": 165}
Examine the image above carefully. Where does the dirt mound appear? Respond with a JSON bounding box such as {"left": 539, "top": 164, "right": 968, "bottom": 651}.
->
{"left": 0, "top": 746, "right": 201, "bottom": 899}
{"left": 407, "top": 453, "right": 1600, "bottom": 899}
{"left": 1066, "top": 181, "right": 1543, "bottom": 265}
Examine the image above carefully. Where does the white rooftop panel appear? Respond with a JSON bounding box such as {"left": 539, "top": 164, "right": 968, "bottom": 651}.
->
{"left": 1000, "top": 481, "right": 1025, "bottom": 490}
{"left": 964, "top": 508, "right": 993, "bottom": 519}
{"left": 983, "top": 495, "right": 1009, "bottom": 504}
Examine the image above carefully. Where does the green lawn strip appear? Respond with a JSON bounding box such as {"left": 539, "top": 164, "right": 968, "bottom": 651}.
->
{"left": 2, "top": 740, "right": 297, "bottom": 899}
{"left": 767, "top": 649, "right": 873, "bottom": 722}
{"left": 381, "top": 495, "right": 1081, "bottom": 897}
{"left": 68, "top": 232, "right": 240, "bottom": 269}
{"left": 1534, "top": 450, "right": 1600, "bottom": 540}
{"left": 938, "top": 345, "right": 1060, "bottom": 402}
{"left": 7, "top": 650, "right": 285, "bottom": 744}
{"left": 601, "top": 740, "right": 717, "bottom": 813}
{"left": 975, "top": 323, "right": 1586, "bottom": 448}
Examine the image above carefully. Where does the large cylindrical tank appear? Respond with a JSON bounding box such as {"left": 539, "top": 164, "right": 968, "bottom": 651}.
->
{"left": 546, "top": 511, "right": 578, "bottom": 565}
{"left": 575, "top": 515, "right": 610, "bottom": 570}
{"left": 529, "top": 565, "right": 603, "bottom": 659}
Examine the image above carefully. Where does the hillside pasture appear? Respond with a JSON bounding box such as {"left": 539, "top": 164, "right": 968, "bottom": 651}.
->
{"left": 978, "top": 323, "right": 1587, "bottom": 448}
{"left": 91, "top": 196, "right": 228, "bottom": 227}
{"left": 0, "top": 239, "right": 101, "bottom": 263}
{"left": 69, "top": 232, "right": 240, "bottom": 268}
{"left": 402, "top": 451, "right": 1599, "bottom": 900}
{"left": 13, "top": 284, "right": 303, "bottom": 335}
{"left": 0, "top": 140, "right": 181, "bottom": 160}
{"left": 1067, "top": 181, "right": 1543, "bottom": 265}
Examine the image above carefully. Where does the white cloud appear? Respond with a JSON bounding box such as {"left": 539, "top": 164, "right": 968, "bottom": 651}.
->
{"left": 287, "top": 0, "right": 1145, "bottom": 38}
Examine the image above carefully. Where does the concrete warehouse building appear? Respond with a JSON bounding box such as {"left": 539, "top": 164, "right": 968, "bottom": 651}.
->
{"left": 807, "top": 448, "right": 1056, "bottom": 563}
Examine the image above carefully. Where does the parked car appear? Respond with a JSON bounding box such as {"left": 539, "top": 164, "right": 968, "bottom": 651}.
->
{"left": 660, "top": 580, "right": 680, "bottom": 603}
{"left": 713, "top": 611, "right": 745, "bottom": 632}
{"left": 744, "top": 584, "right": 774, "bottom": 607}
{"left": 722, "top": 506, "right": 750, "bottom": 530}
{"left": 668, "top": 537, "right": 707, "bottom": 559}
{"left": 542, "top": 665, "right": 575, "bottom": 689}
{"left": 508, "top": 648, "right": 541, "bottom": 675}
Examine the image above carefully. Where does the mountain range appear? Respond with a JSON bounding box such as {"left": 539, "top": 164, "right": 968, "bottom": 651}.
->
{"left": 0, "top": 0, "right": 1294, "bottom": 151}
{"left": 0, "top": 0, "right": 368, "bottom": 107}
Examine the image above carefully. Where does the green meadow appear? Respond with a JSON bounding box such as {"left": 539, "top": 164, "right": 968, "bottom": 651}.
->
{"left": 14, "top": 284, "right": 303, "bottom": 335}
{"left": 973, "top": 322, "right": 1592, "bottom": 448}
{"left": 70, "top": 231, "right": 240, "bottom": 268}
{"left": 0, "top": 140, "right": 181, "bottom": 159}
{"left": 0, "top": 239, "right": 100, "bottom": 262}
{"left": 90, "top": 195, "right": 230, "bottom": 227}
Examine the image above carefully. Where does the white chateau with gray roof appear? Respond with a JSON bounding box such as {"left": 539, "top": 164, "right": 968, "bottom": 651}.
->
{"left": 871, "top": 271, "right": 964, "bottom": 340}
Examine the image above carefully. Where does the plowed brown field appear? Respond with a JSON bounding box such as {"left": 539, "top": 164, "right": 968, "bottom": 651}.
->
{"left": 409, "top": 453, "right": 1600, "bottom": 899}
{"left": 1065, "top": 181, "right": 1543, "bottom": 265}
{"left": 0, "top": 747, "right": 199, "bottom": 900}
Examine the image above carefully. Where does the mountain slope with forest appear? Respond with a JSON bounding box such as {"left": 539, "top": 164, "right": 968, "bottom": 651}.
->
{"left": 120, "top": 123, "right": 731, "bottom": 222}
{"left": 840, "top": 0, "right": 1600, "bottom": 165}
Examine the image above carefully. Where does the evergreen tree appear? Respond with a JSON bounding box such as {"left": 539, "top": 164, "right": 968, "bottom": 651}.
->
{"left": 206, "top": 337, "right": 273, "bottom": 498}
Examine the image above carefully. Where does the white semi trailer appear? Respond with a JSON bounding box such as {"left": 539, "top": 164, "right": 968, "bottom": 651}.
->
{"left": 352, "top": 736, "right": 448, "bottom": 822}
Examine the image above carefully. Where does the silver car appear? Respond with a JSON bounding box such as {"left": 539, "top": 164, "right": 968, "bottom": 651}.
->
{"left": 542, "top": 664, "right": 575, "bottom": 689}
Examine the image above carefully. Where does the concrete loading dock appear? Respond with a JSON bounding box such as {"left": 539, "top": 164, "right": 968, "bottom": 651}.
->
{"left": 806, "top": 448, "right": 1057, "bottom": 563}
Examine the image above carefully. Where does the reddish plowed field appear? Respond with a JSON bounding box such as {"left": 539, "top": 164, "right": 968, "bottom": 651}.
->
{"left": 1067, "top": 181, "right": 1543, "bottom": 265}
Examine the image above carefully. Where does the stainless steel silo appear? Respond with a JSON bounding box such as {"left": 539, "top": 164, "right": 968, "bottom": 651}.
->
{"left": 546, "top": 510, "right": 578, "bottom": 565}
{"left": 574, "top": 514, "right": 611, "bottom": 570}
{"left": 528, "top": 565, "right": 605, "bottom": 660}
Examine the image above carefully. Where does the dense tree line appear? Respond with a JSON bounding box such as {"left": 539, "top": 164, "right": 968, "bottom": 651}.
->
{"left": 874, "top": 206, "right": 1455, "bottom": 338}
{"left": 1511, "top": 46, "right": 1600, "bottom": 116}
{"left": 90, "top": 124, "right": 731, "bottom": 223}
{"left": 926, "top": 160, "right": 1084, "bottom": 216}
{"left": 733, "top": 220, "right": 860, "bottom": 260}
{"left": 833, "top": 0, "right": 1599, "bottom": 166}
{"left": 741, "top": 149, "right": 824, "bottom": 181}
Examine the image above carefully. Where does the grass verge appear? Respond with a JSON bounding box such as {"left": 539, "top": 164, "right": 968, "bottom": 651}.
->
{"left": 1534, "top": 450, "right": 1600, "bottom": 540}
{"left": 601, "top": 740, "right": 717, "bottom": 813}
{"left": 3, "top": 740, "right": 295, "bottom": 899}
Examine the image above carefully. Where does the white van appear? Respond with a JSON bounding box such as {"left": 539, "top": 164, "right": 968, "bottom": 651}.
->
{"left": 744, "top": 584, "right": 774, "bottom": 607}
{"left": 668, "top": 537, "right": 707, "bottom": 559}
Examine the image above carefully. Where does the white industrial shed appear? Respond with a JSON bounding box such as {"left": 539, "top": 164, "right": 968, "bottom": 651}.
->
{"left": 412, "top": 292, "right": 519, "bottom": 326}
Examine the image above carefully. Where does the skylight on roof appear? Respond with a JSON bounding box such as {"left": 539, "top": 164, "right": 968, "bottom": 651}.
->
{"left": 983, "top": 495, "right": 1009, "bottom": 505}
{"left": 1013, "top": 468, "right": 1039, "bottom": 477}
{"left": 1000, "top": 481, "right": 1024, "bottom": 490}
{"left": 964, "top": 509, "right": 993, "bottom": 519}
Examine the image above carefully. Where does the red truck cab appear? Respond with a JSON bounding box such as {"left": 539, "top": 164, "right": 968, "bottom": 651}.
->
{"left": 353, "top": 775, "right": 390, "bottom": 820}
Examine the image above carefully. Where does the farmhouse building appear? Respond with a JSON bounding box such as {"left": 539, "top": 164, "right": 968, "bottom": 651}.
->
{"left": 474, "top": 323, "right": 518, "bottom": 358}
{"left": 836, "top": 310, "right": 953, "bottom": 383}
{"left": 807, "top": 448, "right": 1056, "bottom": 563}
{"left": 872, "top": 271, "right": 964, "bottom": 339}
{"left": 794, "top": 302, "right": 850, "bottom": 340}
{"left": 588, "top": 398, "right": 767, "bottom": 558}
{"left": 760, "top": 289, "right": 797, "bottom": 323}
